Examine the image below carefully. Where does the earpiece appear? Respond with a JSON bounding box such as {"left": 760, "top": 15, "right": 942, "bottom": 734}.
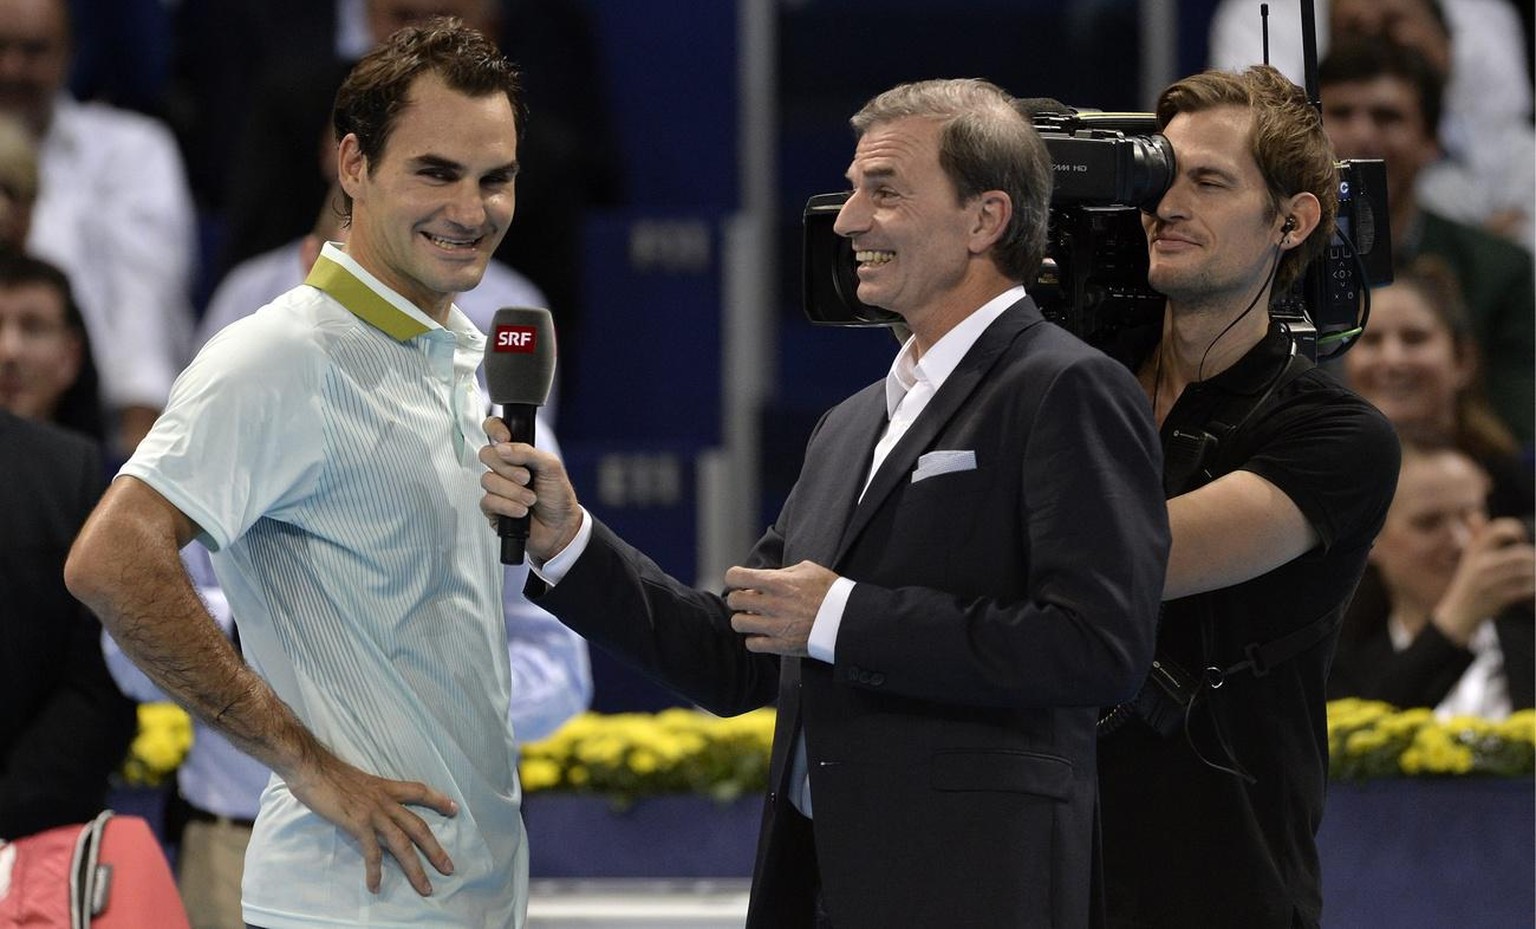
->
{"left": 1281, "top": 216, "right": 1297, "bottom": 233}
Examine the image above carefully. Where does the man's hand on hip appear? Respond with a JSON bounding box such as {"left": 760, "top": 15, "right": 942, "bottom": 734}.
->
{"left": 281, "top": 750, "right": 459, "bottom": 897}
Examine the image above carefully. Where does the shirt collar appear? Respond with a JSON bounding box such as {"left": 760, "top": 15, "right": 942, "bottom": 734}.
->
{"left": 1389, "top": 613, "right": 1497, "bottom": 655}
{"left": 304, "top": 242, "right": 482, "bottom": 348}
{"left": 1203, "top": 320, "right": 1297, "bottom": 396}
{"left": 1113, "top": 317, "right": 1296, "bottom": 397}
{"left": 884, "top": 285, "right": 1024, "bottom": 417}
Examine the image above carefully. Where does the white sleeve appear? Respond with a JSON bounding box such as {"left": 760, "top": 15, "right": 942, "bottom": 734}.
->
{"left": 91, "top": 115, "right": 198, "bottom": 408}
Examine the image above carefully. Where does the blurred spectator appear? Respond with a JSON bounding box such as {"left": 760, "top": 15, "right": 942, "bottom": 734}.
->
{"left": 0, "top": 249, "right": 104, "bottom": 442}
{"left": 1320, "top": 36, "right": 1535, "bottom": 446}
{"left": 1209, "top": 0, "right": 1531, "bottom": 141}
{"left": 218, "top": 0, "right": 622, "bottom": 347}
{"left": 1330, "top": 0, "right": 1536, "bottom": 252}
{"left": 0, "top": 113, "right": 37, "bottom": 248}
{"left": 0, "top": 248, "right": 135, "bottom": 837}
{"left": 1209, "top": 0, "right": 1535, "bottom": 251}
{"left": 0, "top": 0, "right": 197, "bottom": 458}
{"left": 1342, "top": 257, "right": 1533, "bottom": 519}
{"left": 0, "top": 409, "right": 134, "bottom": 838}
{"left": 1330, "top": 443, "right": 1534, "bottom": 717}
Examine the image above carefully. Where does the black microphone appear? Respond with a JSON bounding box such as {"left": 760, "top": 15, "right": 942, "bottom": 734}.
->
{"left": 482, "top": 307, "right": 557, "bottom": 564}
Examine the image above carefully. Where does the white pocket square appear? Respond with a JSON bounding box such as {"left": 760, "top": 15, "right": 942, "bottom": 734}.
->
{"left": 911, "top": 449, "right": 977, "bottom": 483}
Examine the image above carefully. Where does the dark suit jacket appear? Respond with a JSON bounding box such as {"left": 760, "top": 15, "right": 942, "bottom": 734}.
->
{"left": 1330, "top": 567, "right": 1535, "bottom": 711}
{"left": 536, "top": 299, "right": 1169, "bottom": 929}
{"left": 0, "top": 412, "right": 136, "bottom": 838}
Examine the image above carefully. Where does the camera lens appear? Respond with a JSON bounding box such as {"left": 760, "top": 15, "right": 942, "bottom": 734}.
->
{"left": 1125, "top": 134, "right": 1175, "bottom": 212}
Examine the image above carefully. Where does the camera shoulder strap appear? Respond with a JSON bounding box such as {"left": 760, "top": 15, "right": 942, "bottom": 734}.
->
{"left": 1185, "top": 348, "right": 1332, "bottom": 680}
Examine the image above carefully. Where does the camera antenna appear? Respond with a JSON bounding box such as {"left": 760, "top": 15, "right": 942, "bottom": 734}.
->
{"left": 1261, "top": 4, "right": 1271, "bottom": 65}
{"left": 1299, "top": 0, "right": 1322, "bottom": 112}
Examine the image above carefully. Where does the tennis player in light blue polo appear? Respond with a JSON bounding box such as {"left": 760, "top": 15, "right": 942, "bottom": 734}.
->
{"left": 67, "top": 21, "right": 532, "bottom": 929}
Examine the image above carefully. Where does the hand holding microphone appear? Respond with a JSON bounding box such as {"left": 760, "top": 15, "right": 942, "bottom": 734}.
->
{"left": 481, "top": 308, "right": 557, "bottom": 564}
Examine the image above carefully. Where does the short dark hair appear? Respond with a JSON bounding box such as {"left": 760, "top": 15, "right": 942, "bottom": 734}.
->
{"left": 1318, "top": 36, "right": 1444, "bottom": 141}
{"left": 1155, "top": 65, "right": 1338, "bottom": 292}
{"left": 0, "top": 248, "right": 104, "bottom": 442}
{"left": 332, "top": 16, "right": 522, "bottom": 219}
{"left": 850, "top": 78, "right": 1053, "bottom": 283}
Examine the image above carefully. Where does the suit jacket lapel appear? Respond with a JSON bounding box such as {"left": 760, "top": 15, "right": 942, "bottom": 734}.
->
{"left": 833, "top": 298, "right": 1044, "bottom": 563}
{"left": 792, "top": 384, "right": 887, "bottom": 567}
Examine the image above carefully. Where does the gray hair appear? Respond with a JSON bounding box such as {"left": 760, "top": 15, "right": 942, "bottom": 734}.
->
{"left": 851, "top": 79, "right": 1053, "bottom": 282}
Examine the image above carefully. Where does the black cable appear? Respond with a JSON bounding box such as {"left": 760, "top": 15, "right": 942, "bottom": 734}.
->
{"left": 1196, "top": 242, "right": 1283, "bottom": 382}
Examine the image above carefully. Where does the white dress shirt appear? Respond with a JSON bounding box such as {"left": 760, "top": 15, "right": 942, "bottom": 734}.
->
{"left": 1389, "top": 615, "right": 1514, "bottom": 721}
{"left": 28, "top": 94, "right": 197, "bottom": 411}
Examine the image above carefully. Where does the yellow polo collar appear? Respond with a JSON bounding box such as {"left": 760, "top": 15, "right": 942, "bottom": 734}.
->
{"left": 304, "top": 251, "right": 433, "bottom": 342}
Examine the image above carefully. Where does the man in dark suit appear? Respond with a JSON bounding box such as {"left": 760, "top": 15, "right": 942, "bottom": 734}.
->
{"left": 0, "top": 410, "right": 136, "bottom": 837}
{"left": 480, "top": 78, "right": 1169, "bottom": 929}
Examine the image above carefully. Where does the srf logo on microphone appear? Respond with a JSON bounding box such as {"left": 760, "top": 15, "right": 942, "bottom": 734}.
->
{"left": 493, "top": 325, "right": 537, "bottom": 353}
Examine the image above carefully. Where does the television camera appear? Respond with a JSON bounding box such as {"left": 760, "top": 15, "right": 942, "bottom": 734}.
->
{"left": 802, "top": 107, "right": 1393, "bottom": 362}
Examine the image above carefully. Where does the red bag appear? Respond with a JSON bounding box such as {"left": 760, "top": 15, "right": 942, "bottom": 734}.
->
{"left": 0, "top": 811, "right": 190, "bottom": 928}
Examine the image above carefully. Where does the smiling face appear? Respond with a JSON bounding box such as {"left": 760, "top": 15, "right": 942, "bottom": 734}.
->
{"left": 337, "top": 71, "right": 517, "bottom": 321}
{"left": 831, "top": 116, "right": 999, "bottom": 340}
{"left": 1370, "top": 448, "right": 1490, "bottom": 616}
{"left": 1142, "top": 105, "right": 1289, "bottom": 313}
{"left": 1343, "top": 280, "right": 1468, "bottom": 440}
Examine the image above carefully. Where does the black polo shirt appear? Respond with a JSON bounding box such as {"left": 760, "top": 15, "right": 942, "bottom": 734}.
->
{"left": 1098, "top": 321, "right": 1400, "bottom": 929}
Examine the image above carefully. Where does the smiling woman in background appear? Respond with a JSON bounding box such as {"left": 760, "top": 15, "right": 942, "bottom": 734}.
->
{"left": 1343, "top": 256, "right": 1533, "bottom": 519}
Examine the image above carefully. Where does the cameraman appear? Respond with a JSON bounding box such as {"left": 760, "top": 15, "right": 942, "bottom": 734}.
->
{"left": 1095, "top": 66, "right": 1400, "bottom": 929}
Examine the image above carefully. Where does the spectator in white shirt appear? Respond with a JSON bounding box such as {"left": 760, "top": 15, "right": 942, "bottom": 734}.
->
{"left": 0, "top": 0, "right": 197, "bottom": 458}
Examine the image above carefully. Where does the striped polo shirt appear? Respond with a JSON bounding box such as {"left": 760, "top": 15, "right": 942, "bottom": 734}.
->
{"left": 122, "top": 243, "right": 526, "bottom": 928}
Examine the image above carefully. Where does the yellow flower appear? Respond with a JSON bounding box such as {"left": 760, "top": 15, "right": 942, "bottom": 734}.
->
{"left": 120, "top": 702, "right": 195, "bottom": 787}
{"left": 1328, "top": 700, "right": 1534, "bottom": 781}
{"left": 1498, "top": 710, "right": 1536, "bottom": 745}
{"left": 629, "top": 750, "right": 659, "bottom": 775}
{"left": 519, "top": 757, "right": 563, "bottom": 791}
{"left": 518, "top": 707, "right": 775, "bottom": 802}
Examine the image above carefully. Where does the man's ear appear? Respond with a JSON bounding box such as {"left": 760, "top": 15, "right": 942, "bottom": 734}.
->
{"left": 1277, "top": 192, "right": 1323, "bottom": 249}
{"left": 969, "top": 190, "right": 1013, "bottom": 255}
{"left": 335, "top": 133, "right": 367, "bottom": 203}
